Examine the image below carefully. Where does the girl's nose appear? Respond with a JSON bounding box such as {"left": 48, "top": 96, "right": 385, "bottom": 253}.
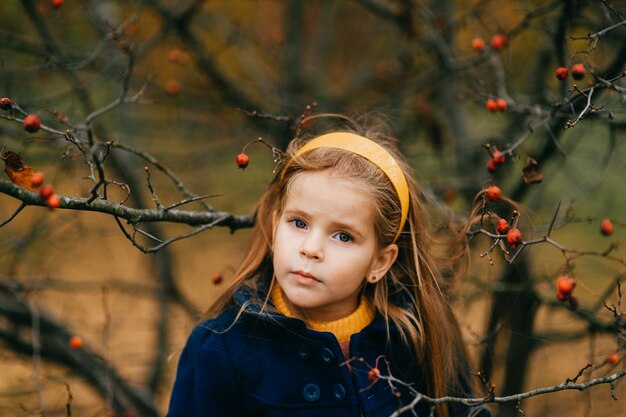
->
{"left": 300, "top": 232, "right": 324, "bottom": 261}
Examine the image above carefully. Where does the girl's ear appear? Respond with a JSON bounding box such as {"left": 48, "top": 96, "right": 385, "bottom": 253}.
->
{"left": 367, "top": 244, "right": 399, "bottom": 284}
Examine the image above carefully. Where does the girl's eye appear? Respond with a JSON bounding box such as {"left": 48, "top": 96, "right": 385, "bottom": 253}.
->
{"left": 335, "top": 232, "right": 353, "bottom": 243}
{"left": 291, "top": 218, "right": 307, "bottom": 229}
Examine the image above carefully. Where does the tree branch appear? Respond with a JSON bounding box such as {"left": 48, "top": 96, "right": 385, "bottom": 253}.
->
{"left": 0, "top": 179, "right": 254, "bottom": 231}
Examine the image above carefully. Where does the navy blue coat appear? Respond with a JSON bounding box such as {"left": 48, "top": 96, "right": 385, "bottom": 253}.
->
{"left": 166, "top": 292, "right": 490, "bottom": 417}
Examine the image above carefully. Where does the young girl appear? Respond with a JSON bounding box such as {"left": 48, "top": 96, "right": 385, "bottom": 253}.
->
{"left": 166, "top": 117, "right": 490, "bottom": 417}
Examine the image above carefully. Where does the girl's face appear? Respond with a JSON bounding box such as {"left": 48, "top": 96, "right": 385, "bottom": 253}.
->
{"left": 273, "top": 171, "right": 398, "bottom": 322}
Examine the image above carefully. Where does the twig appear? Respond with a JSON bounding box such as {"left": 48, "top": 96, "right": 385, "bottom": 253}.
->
{"left": 145, "top": 167, "right": 163, "bottom": 209}
{"left": 64, "top": 383, "right": 73, "bottom": 417}
{"left": 563, "top": 88, "right": 595, "bottom": 129}
{"left": 546, "top": 201, "right": 561, "bottom": 237}
{"left": 164, "top": 194, "right": 222, "bottom": 211}
{"left": 0, "top": 202, "right": 27, "bottom": 227}
{"left": 117, "top": 214, "right": 230, "bottom": 253}
{"left": 109, "top": 142, "right": 215, "bottom": 212}
{"left": 565, "top": 364, "right": 593, "bottom": 384}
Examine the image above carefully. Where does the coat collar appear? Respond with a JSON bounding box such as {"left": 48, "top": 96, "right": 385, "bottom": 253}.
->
{"left": 230, "top": 283, "right": 398, "bottom": 337}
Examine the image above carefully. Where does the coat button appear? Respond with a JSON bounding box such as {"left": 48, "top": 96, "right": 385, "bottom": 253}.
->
{"left": 332, "top": 383, "right": 346, "bottom": 402}
{"left": 303, "top": 383, "right": 321, "bottom": 402}
{"left": 321, "top": 347, "right": 335, "bottom": 364}
{"left": 297, "top": 343, "right": 311, "bottom": 360}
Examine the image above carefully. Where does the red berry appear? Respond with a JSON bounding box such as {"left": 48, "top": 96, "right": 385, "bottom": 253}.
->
{"left": 496, "top": 218, "right": 510, "bottom": 234}
{"left": 168, "top": 48, "right": 182, "bottom": 63}
{"left": 571, "top": 63, "right": 586, "bottom": 80}
{"left": 47, "top": 194, "right": 61, "bottom": 209}
{"left": 506, "top": 228, "right": 522, "bottom": 247}
{"left": 236, "top": 152, "right": 250, "bottom": 169}
{"left": 51, "top": 0, "right": 64, "bottom": 9}
{"left": 165, "top": 79, "right": 181, "bottom": 95}
{"left": 495, "top": 98, "right": 507, "bottom": 112}
{"left": 555, "top": 67, "right": 568, "bottom": 80}
{"left": 31, "top": 172, "right": 45, "bottom": 187}
{"left": 368, "top": 368, "right": 381, "bottom": 382}
{"left": 0, "top": 97, "right": 12, "bottom": 110}
{"left": 23, "top": 114, "right": 41, "bottom": 133}
{"left": 492, "top": 150, "right": 505, "bottom": 165}
{"left": 608, "top": 352, "right": 619, "bottom": 365}
{"left": 486, "top": 159, "right": 498, "bottom": 173}
{"left": 472, "top": 38, "right": 485, "bottom": 52}
{"left": 38, "top": 184, "right": 54, "bottom": 199}
{"left": 600, "top": 218, "right": 614, "bottom": 236}
{"left": 490, "top": 33, "right": 508, "bottom": 51}
{"left": 485, "top": 185, "right": 502, "bottom": 201}
{"left": 556, "top": 290, "right": 566, "bottom": 302}
{"left": 556, "top": 276, "right": 576, "bottom": 296}
{"left": 68, "top": 335, "right": 83, "bottom": 349}
{"left": 485, "top": 98, "right": 498, "bottom": 112}
{"left": 212, "top": 273, "right": 223, "bottom": 285}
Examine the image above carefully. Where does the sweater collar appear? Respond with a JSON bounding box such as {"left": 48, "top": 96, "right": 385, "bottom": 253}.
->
{"left": 270, "top": 283, "right": 375, "bottom": 343}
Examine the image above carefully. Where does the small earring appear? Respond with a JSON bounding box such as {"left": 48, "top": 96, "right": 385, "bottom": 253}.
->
{"left": 368, "top": 275, "right": 377, "bottom": 283}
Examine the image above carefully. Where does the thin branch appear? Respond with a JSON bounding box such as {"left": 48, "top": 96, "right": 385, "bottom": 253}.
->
{"left": 0, "top": 202, "right": 27, "bottom": 227}
{"left": 546, "top": 201, "right": 562, "bottom": 237}
{"left": 121, "top": 214, "right": 230, "bottom": 254}
{"left": 387, "top": 367, "right": 626, "bottom": 415}
{"left": 110, "top": 142, "right": 216, "bottom": 212}
{"left": 164, "top": 194, "right": 222, "bottom": 211}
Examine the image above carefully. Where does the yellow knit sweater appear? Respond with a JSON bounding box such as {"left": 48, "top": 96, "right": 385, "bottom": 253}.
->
{"left": 271, "top": 283, "right": 375, "bottom": 343}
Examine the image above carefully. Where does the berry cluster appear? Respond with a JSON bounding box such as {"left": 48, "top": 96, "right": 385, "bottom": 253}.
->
{"left": 164, "top": 48, "right": 190, "bottom": 96}
{"left": 483, "top": 185, "right": 524, "bottom": 249}
{"left": 38, "top": 181, "right": 61, "bottom": 209}
{"left": 471, "top": 34, "right": 508, "bottom": 53}
{"left": 1, "top": 97, "right": 43, "bottom": 133}
{"left": 486, "top": 148, "right": 506, "bottom": 173}
{"left": 555, "top": 64, "right": 586, "bottom": 81}
{"left": 485, "top": 98, "right": 508, "bottom": 113}
{"left": 555, "top": 275, "right": 578, "bottom": 309}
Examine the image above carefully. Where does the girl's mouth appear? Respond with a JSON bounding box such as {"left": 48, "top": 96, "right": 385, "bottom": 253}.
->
{"left": 292, "top": 270, "right": 321, "bottom": 285}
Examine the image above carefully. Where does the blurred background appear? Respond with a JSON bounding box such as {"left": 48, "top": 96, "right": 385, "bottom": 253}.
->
{"left": 0, "top": 0, "right": 625, "bottom": 416}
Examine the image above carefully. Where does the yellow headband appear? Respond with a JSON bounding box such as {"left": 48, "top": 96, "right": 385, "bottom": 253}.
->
{"left": 282, "top": 132, "right": 409, "bottom": 243}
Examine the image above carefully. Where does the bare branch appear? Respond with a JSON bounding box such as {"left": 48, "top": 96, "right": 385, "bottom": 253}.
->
{"left": 386, "top": 367, "right": 626, "bottom": 414}
{"left": 0, "top": 179, "right": 254, "bottom": 231}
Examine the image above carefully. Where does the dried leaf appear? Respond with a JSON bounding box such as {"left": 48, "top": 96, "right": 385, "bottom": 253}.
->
{"left": 1, "top": 150, "right": 36, "bottom": 191}
{"left": 522, "top": 157, "right": 543, "bottom": 184}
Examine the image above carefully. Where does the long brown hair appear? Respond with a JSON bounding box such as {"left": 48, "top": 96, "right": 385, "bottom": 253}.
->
{"left": 208, "top": 115, "right": 469, "bottom": 417}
